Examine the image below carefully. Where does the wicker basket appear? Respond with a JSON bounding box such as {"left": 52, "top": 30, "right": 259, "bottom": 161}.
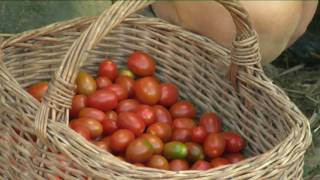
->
{"left": 0, "top": 1, "right": 312, "bottom": 179}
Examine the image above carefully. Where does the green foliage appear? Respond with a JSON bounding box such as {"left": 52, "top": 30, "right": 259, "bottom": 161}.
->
{"left": 0, "top": 0, "right": 112, "bottom": 33}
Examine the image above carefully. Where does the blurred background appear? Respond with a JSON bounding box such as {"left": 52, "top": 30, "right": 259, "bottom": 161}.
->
{"left": 0, "top": 1, "right": 319, "bottom": 179}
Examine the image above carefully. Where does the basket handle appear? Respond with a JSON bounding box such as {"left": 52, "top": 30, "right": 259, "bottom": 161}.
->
{"left": 34, "top": 0, "right": 261, "bottom": 141}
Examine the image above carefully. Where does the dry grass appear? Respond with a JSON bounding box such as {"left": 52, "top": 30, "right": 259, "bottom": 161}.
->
{"left": 264, "top": 54, "right": 320, "bottom": 179}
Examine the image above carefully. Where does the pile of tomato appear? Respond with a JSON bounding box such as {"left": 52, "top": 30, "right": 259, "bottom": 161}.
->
{"left": 27, "top": 51, "right": 246, "bottom": 171}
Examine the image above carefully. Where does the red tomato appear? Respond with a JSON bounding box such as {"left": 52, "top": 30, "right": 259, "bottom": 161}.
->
{"left": 104, "top": 84, "right": 128, "bottom": 101}
{"left": 115, "top": 75, "right": 135, "bottom": 97}
{"left": 172, "top": 118, "right": 196, "bottom": 129}
{"left": 105, "top": 111, "right": 118, "bottom": 121}
{"left": 94, "top": 139, "right": 111, "bottom": 152}
{"left": 76, "top": 71, "right": 97, "bottom": 96}
{"left": 203, "top": 133, "right": 226, "bottom": 158}
{"left": 116, "top": 99, "right": 140, "bottom": 113}
{"left": 211, "top": 158, "right": 230, "bottom": 168}
{"left": 98, "top": 60, "right": 118, "bottom": 81}
{"left": 222, "top": 132, "right": 246, "bottom": 153}
{"left": 118, "top": 112, "right": 146, "bottom": 136}
{"left": 87, "top": 89, "right": 118, "bottom": 111}
{"left": 191, "top": 160, "right": 211, "bottom": 170}
{"left": 171, "top": 128, "right": 192, "bottom": 142}
{"left": 127, "top": 51, "right": 156, "bottom": 77}
{"left": 102, "top": 111, "right": 118, "bottom": 134}
{"left": 151, "top": 76, "right": 161, "bottom": 84}
{"left": 153, "top": 105, "right": 172, "bottom": 124}
{"left": 170, "top": 101, "right": 196, "bottom": 119}
{"left": 78, "top": 107, "right": 106, "bottom": 122}
{"left": 70, "top": 118, "right": 103, "bottom": 138}
{"left": 27, "top": 82, "right": 48, "bottom": 102}
{"left": 70, "top": 126, "right": 91, "bottom": 140}
{"left": 135, "top": 105, "right": 156, "bottom": 126}
{"left": 70, "top": 95, "right": 87, "bottom": 118}
{"left": 147, "top": 155, "right": 169, "bottom": 170}
{"left": 125, "top": 138, "right": 154, "bottom": 163}
{"left": 101, "top": 118, "right": 118, "bottom": 135}
{"left": 169, "top": 160, "right": 189, "bottom": 171}
{"left": 140, "top": 134, "right": 164, "bottom": 154}
{"left": 133, "top": 163, "right": 145, "bottom": 167}
{"left": 96, "top": 76, "right": 112, "bottom": 89}
{"left": 147, "top": 122, "right": 172, "bottom": 142}
{"left": 191, "top": 126, "right": 207, "bottom": 144}
{"left": 199, "top": 113, "right": 222, "bottom": 133}
{"left": 134, "top": 77, "right": 161, "bottom": 105}
{"left": 110, "top": 129, "right": 135, "bottom": 153}
{"left": 159, "top": 83, "right": 179, "bottom": 107}
{"left": 116, "top": 156, "right": 125, "bottom": 161}
{"left": 223, "top": 153, "right": 245, "bottom": 164}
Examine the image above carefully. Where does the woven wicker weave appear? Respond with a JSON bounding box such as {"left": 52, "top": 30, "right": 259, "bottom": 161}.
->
{"left": 0, "top": 1, "right": 312, "bottom": 179}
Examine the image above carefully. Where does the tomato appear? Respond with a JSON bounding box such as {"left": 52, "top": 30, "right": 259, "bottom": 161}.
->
{"left": 118, "top": 112, "right": 146, "bottom": 136}
{"left": 98, "top": 60, "right": 118, "bottom": 81}
{"left": 127, "top": 51, "right": 156, "bottom": 77}
{"left": 172, "top": 118, "right": 196, "bottom": 129}
{"left": 147, "top": 122, "right": 172, "bottom": 142}
{"left": 76, "top": 71, "right": 97, "bottom": 96}
{"left": 203, "top": 133, "right": 226, "bottom": 158}
{"left": 116, "top": 99, "right": 140, "bottom": 113}
{"left": 133, "top": 163, "right": 145, "bottom": 167}
{"left": 191, "top": 160, "right": 211, "bottom": 170}
{"left": 87, "top": 89, "right": 118, "bottom": 111}
{"left": 104, "top": 84, "right": 128, "bottom": 101}
{"left": 147, "top": 155, "right": 169, "bottom": 170}
{"left": 110, "top": 129, "right": 135, "bottom": 153}
{"left": 94, "top": 139, "right": 111, "bottom": 152}
{"left": 70, "top": 95, "right": 87, "bottom": 118}
{"left": 78, "top": 107, "right": 106, "bottom": 122}
{"left": 140, "top": 134, "right": 164, "bottom": 154}
{"left": 70, "top": 125, "right": 91, "bottom": 140}
{"left": 119, "top": 69, "right": 135, "bottom": 79}
{"left": 169, "top": 160, "right": 189, "bottom": 171}
{"left": 191, "top": 126, "right": 207, "bottom": 144}
{"left": 105, "top": 111, "right": 118, "bottom": 121}
{"left": 186, "top": 142, "right": 204, "bottom": 163}
{"left": 151, "top": 76, "right": 161, "bottom": 84}
{"left": 70, "top": 118, "right": 103, "bottom": 138}
{"left": 125, "top": 138, "right": 154, "bottom": 163}
{"left": 170, "top": 101, "right": 196, "bottom": 119}
{"left": 101, "top": 112, "right": 118, "bottom": 134}
{"left": 135, "top": 105, "right": 156, "bottom": 126}
{"left": 115, "top": 75, "right": 135, "bottom": 97}
{"left": 153, "top": 105, "right": 172, "bottom": 124}
{"left": 101, "top": 118, "right": 118, "bottom": 135}
{"left": 223, "top": 153, "right": 245, "bottom": 164}
{"left": 164, "top": 141, "right": 187, "bottom": 160}
{"left": 96, "top": 76, "right": 112, "bottom": 89}
{"left": 116, "top": 156, "right": 125, "bottom": 161}
{"left": 210, "top": 158, "right": 230, "bottom": 168}
{"left": 222, "top": 132, "right": 246, "bottom": 153}
{"left": 199, "top": 113, "right": 222, "bottom": 133}
{"left": 171, "top": 128, "right": 192, "bottom": 142}
{"left": 159, "top": 83, "right": 179, "bottom": 107}
{"left": 27, "top": 82, "right": 48, "bottom": 102}
{"left": 134, "top": 77, "right": 161, "bottom": 105}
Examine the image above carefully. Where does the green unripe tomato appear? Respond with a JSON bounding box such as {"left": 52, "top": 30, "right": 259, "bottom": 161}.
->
{"left": 163, "top": 141, "right": 187, "bottom": 160}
